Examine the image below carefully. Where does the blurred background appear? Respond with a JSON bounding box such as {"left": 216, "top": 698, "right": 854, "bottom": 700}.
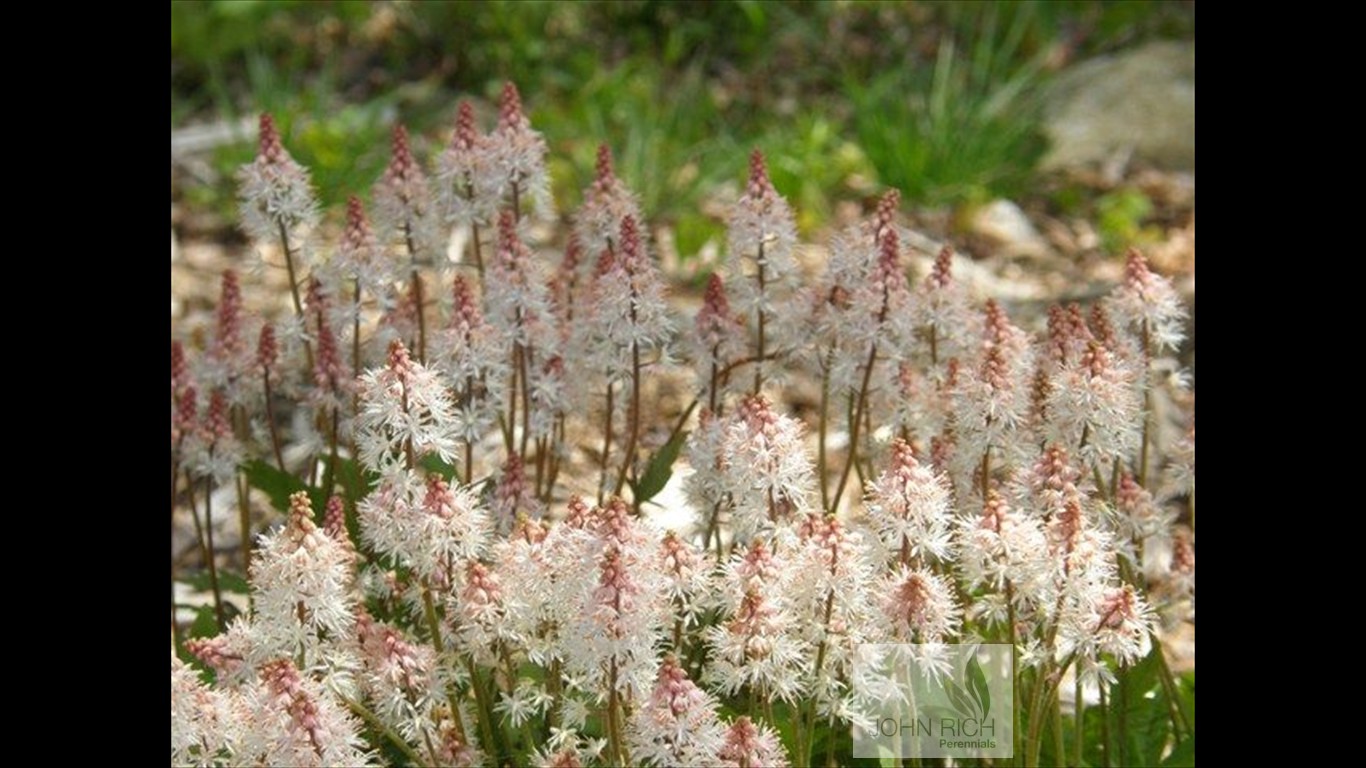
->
{"left": 172, "top": 0, "right": 1193, "bottom": 304}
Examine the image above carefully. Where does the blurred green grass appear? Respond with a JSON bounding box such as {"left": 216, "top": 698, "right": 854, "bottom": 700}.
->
{"left": 171, "top": 0, "right": 1194, "bottom": 250}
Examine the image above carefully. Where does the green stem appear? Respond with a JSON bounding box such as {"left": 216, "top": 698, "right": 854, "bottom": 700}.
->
{"left": 339, "top": 693, "right": 428, "bottom": 767}
{"left": 829, "top": 340, "right": 879, "bottom": 514}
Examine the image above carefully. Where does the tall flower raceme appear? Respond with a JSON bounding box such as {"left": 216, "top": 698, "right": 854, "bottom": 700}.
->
{"left": 865, "top": 438, "right": 954, "bottom": 566}
{"left": 238, "top": 658, "right": 371, "bottom": 767}
{"left": 374, "top": 124, "right": 441, "bottom": 362}
{"left": 248, "top": 492, "right": 357, "bottom": 668}
{"left": 1044, "top": 337, "right": 1142, "bottom": 470}
{"left": 952, "top": 299, "right": 1036, "bottom": 498}
{"left": 486, "top": 210, "right": 559, "bottom": 456}
{"left": 690, "top": 273, "right": 747, "bottom": 411}
{"left": 575, "top": 144, "right": 643, "bottom": 269}
{"left": 914, "top": 245, "right": 976, "bottom": 369}
{"left": 717, "top": 394, "right": 815, "bottom": 542}
{"left": 1107, "top": 248, "right": 1187, "bottom": 356}
{"left": 629, "top": 657, "right": 726, "bottom": 767}
{"left": 706, "top": 538, "right": 809, "bottom": 706}
{"left": 489, "top": 81, "right": 552, "bottom": 219}
{"left": 237, "top": 113, "right": 321, "bottom": 348}
{"left": 576, "top": 215, "right": 673, "bottom": 498}
{"left": 355, "top": 339, "right": 460, "bottom": 474}
{"left": 727, "top": 149, "right": 799, "bottom": 393}
{"left": 202, "top": 270, "right": 253, "bottom": 397}
{"left": 954, "top": 489, "right": 1051, "bottom": 627}
{"left": 437, "top": 101, "right": 501, "bottom": 274}
{"left": 434, "top": 274, "right": 507, "bottom": 481}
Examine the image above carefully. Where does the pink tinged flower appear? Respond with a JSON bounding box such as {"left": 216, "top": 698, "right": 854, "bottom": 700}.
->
{"left": 356, "top": 609, "right": 433, "bottom": 697}
{"left": 174, "top": 384, "right": 197, "bottom": 446}
{"left": 1106, "top": 248, "right": 1188, "bottom": 354}
{"left": 693, "top": 273, "right": 746, "bottom": 376}
{"left": 171, "top": 654, "right": 234, "bottom": 766}
{"left": 185, "top": 634, "right": 245, "bottom": 680}
{"left": 250, "top": 492, "right": 357, "bottom": 656}
{"left": 916, "top": 245, "right": 974, "bottom": 362}
{"left": 437, "top": 100, "right": 501, "bottom": 228}
{"left": 336, "top": 195, "right": 393, "bottom": 297}
{"left": 727, "top": 150, "right": 799, "bottom": 338}
{"left": 490, "top": 81, "right": 552, "bottom": 216}
{"left": 1089, "top": 584, "right": 1156, "bottom": 665}
{"left": 882, "top": 565, "right": 962, "bottom": 642}
{"left": 355, "top": 339, "right": 461, "bottom": 472}
{"left": 205, "top": 270, "right": 249, "bottom": 390}
{"left": 577, "top": 215, "right": 673, "bottom": 382}
{"left": 1045, "top": 338, "right": 1141, "bottom": 465}
{"left": 659, "top": 530, "right": 709, "bottom": 619}
{"left": 374, "top": 124, "right": 440, "bottom": 259}
{"left": 631, "top": 656, "right": 725, "bottom": 766}
{"left": 257, "top": 323, "right": 278, "bottom": 378}
{"left": 236, "top": 113, "right": 320, "bottom": 244}
{"left": 575, "top": 144, "right": 643, "bottom": 261}
{"left": 716, "top": 716, "right": 790, "bottom": 768}
{"left": 866, "top": 438, "right": 954, "bottom": 563}
{"left": 954, "top": 490, "right": 1051, "bottom": 616}
{"left": 719, "top": 394, "right": 815, "bottom": 540}
{"left": 252, "top": 658, "right": 368, "bottom": 767}
{"left": 494, "top": 454, "right": 543, "bottom": 530}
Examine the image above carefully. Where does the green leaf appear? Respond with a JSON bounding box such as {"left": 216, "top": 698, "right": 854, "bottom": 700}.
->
{"left": 631, "top": 430, "right": 687, "bottom": 504}
{"left": 420, "top": 454, "right": 459, "bottom": 482}
{"left": 188, "top": 604, "right": 219, "bottom": 639}
{"left": 243, "top": 459, "right": 323, "bottom": 514}
{"left": 966, "top": 653, "right": 991, "bottom": 722}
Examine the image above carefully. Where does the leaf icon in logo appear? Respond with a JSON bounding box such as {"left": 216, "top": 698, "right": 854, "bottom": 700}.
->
{"left": 966, "top": 654, "right": 991, "bottom": 722}
{"left": 944, "top": 678, "right": 978, "bottom": 720}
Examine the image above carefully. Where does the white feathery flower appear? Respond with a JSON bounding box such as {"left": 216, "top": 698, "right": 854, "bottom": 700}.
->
{"left": 865, "top": 438, "right": 954, "bottom": 564}
{"left": 250, "top": 492, "right": 357, "bottom": 661}
{"left": 719, "top": 394, "right": 815, "bottom": 541}
{"left": 1105, "top": 248, "right": 1187, "bottom": 354}
{"left": 236, "top": 659, "right": 372, "bottom": 767}
{"left": 355, "top": 340, "right": 461, "bottom": 473}
{"left": 629, "top": 657, "right": 726, "bottom": 767}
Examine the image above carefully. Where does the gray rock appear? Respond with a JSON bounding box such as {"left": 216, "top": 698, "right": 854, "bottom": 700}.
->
{"left": 1042, "top": 41, "right": 1195, "bottom": 171}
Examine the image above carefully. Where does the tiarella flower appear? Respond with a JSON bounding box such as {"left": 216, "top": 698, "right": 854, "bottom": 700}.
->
{"left": 238, "top": 658, "right": 370, "bottom": 767}
{"left": 879, "top": 565, "right": 961, "bottom": 643}
{"left": 186, "top": 388, "right": 242, "bottom": 486}
{"left": 201, "top": 270, "right": 252, "bottom": 395}
{"left": 236, "top": 113, "right": 320, "bottom": 245}
{"left": 865, "top": 438, "right": 954, "bottom": 565}
{"left": 355, "top": 610, "right": 438, "bottom": 746}
{"left": 434, "top": 274, "right": 506, "bottom": 446}
{"left": 707, "top": 539, "right": 808, "bottom": 704}
{"left": 307, "top": 278, "right": 349, "bottom": 413}
{"left": 250, "top": 492, "right": 357, "bottom": 661}
{"left": 790, "top": 514, "right": 880, "bottom": 717}
{"left": 657, "top": 530, "right": 711, "bottom": 627}
{"left": 689, "top": 273, "right": 746, "bottom": 399}
{"left": 493, "top": 454, "right": 543, "bottom": 531}
{"left": 437, "top": 100, "right": 501, "bottom": 231}
{"left": 1045, "top": 339, "right": 1141, "bottom": 467}
{"left": 684, "top": 408, "right": 728, "bottom": 538}
{"left": 172, "top": 653, "right": 234, "bottom": 766}
{"left": 629, "top": 656, "right": 725, "bottom": 767}
{"left": 718, "top": 394, "right": 815, "bottom": 541}
{"left": 954, "top": 489, "right": 1051, "bottom": 625}
{"left": 575, "top": 144, "right": 643, "bottom": 265}
{"left": 1106, "top": 248, "right": 1187, "bottom": 354}
{"left": 953, "top": 301, "right": 1035, "bottom": 491}
{"left": 373, "top": 124, "right": 442, "bottom": 264}
{"left": 576, "top": 215, "right": 672, "bottom": 382}
{"left": 485, "top": 211, "right": 556, "bottom": 353}
{"left": 1063, "top": 583, "right": 1157, "bottom": 686}
{"left": 357, "top": 471, "right": 490, "bottom": 585}
{"left": 914, "top": 246, "right": 975, "bottom": 366}
{"left": 1109, "top": 472, "right": 1175, "bottom": 566}
{"left": 355, "top": 340, "right": 461, "bottom": 473}
{"left": 333, "top": 196, "right": 396, "bottom": 307}
{"left": 560, "top": 498, "right": 670, "bottom": 698}
{"left": 488, "top": 82, "right": 552, "bottom": 217}
{"left": 727, "top": 150, "right": 800, "bottom": 381}
{"left": 716, "top": 716, "right": 790, "bottom": 768}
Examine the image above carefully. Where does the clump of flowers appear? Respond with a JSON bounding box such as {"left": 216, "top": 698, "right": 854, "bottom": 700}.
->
{"left": 172, "top": 90, "right": 1193, "bottom": 767}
